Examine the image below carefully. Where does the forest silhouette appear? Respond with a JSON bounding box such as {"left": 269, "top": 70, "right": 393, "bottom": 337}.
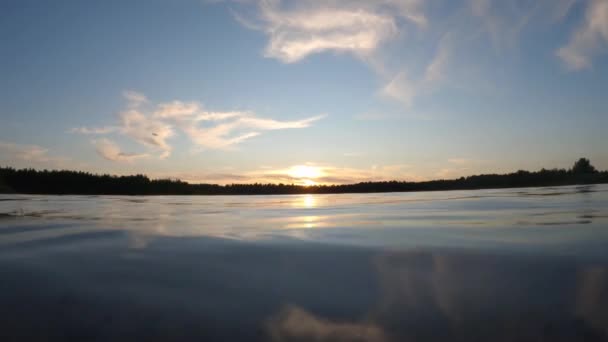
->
{"left": 0, "top": 158, "right": 606, "bottom": 195}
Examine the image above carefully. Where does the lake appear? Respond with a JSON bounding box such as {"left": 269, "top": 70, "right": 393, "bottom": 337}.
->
{"left": 1, "top": 185, "right": 608, "bottom": 341}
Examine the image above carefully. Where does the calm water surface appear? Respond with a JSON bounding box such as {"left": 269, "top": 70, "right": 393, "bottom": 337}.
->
{"left": 1, "top": 185, "right": 608, "bottom": 341}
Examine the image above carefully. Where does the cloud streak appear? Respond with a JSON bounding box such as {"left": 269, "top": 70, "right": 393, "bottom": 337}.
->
{"left": 182, "top": 114, "right": 324, "bottom": 150}
{"left": 149, "top": 97, "right": 324, "bottom": 150}
{"left": 231, "top": 0, "right": 587, "bottom": 109}
{"left": 70, "top": 126, "right": 119, "bottom": 135}
{"left": 119, "top": 109, "right": 174, "bottom": 158}
{"left": 93, "top": 138, "right": 150, "bottom": 162}
{"left": 557, "top": 0, "right": 608, "bottom": 70}
{"left": 245, "top": 0, "right": 426, "bottom": 63}
{"left": 0, "top": 141, "right": 70, "bottom": 167}
{"left": 380, "top": 33, "right": 451, "bottom": 107}
{"left": 72, "top": 92, "right": 324, "bottom": 161}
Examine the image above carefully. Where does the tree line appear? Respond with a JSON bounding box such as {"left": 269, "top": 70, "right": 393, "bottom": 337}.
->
{"left": 0, "top": 158, "right": 606, "bottom": 195}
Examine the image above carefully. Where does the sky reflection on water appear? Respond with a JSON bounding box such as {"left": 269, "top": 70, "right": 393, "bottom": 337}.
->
{"left": 1, "top": 185, "right": 608, "bottom": 341}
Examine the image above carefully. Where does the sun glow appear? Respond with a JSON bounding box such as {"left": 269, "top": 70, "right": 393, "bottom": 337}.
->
{"left": 302, "top": 179, "right": 317, "bottom": 186}
{"left": 288, "top": 165, "right": 322, "bottom": 180}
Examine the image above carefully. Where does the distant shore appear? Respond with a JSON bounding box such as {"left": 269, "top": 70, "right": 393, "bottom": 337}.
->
{"left": 1, "top": 159, "right": 607, "bottom": 196}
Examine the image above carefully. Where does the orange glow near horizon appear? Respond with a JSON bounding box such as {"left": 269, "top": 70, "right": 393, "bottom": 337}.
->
{"left": 288, "top": 165, "right": 323, "bottom": 180}
{"left": 302, "top": 179, "right": 317, "bottom": 186}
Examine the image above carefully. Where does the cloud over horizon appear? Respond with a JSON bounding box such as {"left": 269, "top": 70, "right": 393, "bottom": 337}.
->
{"left": 0, "top": 141, "right": 71, "bottom": 168}
{"left": 72, "top": 91, "right": 325, "bottom": 162}
{"left": 93, "top": 138, "right": 151, "bottom": 163}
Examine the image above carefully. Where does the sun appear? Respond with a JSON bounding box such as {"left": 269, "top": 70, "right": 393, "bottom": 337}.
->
{"left": 302, "top": 179, "right": 317, "bottom": 186}
{"left": 288, "top": 165, "right": 322, "bottom": 180}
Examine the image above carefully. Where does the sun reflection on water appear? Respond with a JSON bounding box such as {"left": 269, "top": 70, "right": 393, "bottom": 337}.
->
{"left": 302, "top": 194, "right": 316, "bottom": 208}
{"left": 303, "top": 215, "right": 316, "bottom": 229}
{"left": 284, "top": 215, "right": 322, "bottom": 229}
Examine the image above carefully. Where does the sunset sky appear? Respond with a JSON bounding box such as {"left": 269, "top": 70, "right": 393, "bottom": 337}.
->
{"left": 1, "top": 0, "right": 607, "bottom": 185}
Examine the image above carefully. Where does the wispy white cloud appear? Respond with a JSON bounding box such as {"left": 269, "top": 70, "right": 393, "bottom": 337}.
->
{"left": 233, "top": 0, "right": 447, "bottom": 108}
{"left": 150, "top": 96, "right": 324, "bottom": 150}
{"left": 70, "top": 126, "right": 119, "bottom": 134}
{"left": 72, "top": 91, "right": 324, "bottom": 161}
{"left": 178, "top": 112, "right": 324, "bottom": 150}
{"left": 153, "top": 101, "right": 202, "bottom": 119}
{"left": 424, "top": 33, "right": 452, "bottom": 83}
{"left": 239, "top": 0, "right": 426, "bottom": 63}
{"left": 231, "top": 0, "right": 584, "bottom": 109}
{"left": 468, "top": 0, "right": 576, "bottom": 50}
{"left": 72, "top": 92, "right": 174, "bottom": 159}
{"left": 93, "top": 138, "right": 150, "bottom": 162}
{"left": 119, "top": 109, "right": 174, "bottom": 157}
{"left": 230, "top": 0, "right": 450, "bottom": 108}
{"left": 0, "top": 141, "right": 70, "bottom": 167}
{"left": 557, "top": 0, "right": 608, "bottom": 70}
{"left": 123, "top": 90, "right": 148, "bottom": 108}
{"left": 0, "top": 142, "right": 49, "bottom": 162}
{"left": 380, "top": 34, "right": 451, "bottom": 107}
{"left": 380, "top": 70, "right": 416, "bottom": 106}
{"left": 183, "top": 124, "right": 260, "bottom": 151}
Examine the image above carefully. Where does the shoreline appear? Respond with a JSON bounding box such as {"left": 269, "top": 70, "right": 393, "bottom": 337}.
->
{"left": 1, "top": 180, "right": 606, "bottom": 197}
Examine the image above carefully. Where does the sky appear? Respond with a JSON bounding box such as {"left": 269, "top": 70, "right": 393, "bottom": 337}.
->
{"left": 1, "top": 0, "right": 607, "bottom": 185}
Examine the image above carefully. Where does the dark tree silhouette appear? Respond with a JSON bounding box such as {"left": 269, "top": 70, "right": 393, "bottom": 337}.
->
{"left": 0, "top": 158, "right": 606, "bottom": 195}
{"left": 572, "top": 158, "right": 597, "bottom": 174}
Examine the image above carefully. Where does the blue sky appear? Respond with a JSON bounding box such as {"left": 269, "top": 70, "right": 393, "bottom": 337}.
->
{"left": 1, "top": 0, "right": 607, "bottom": 184}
